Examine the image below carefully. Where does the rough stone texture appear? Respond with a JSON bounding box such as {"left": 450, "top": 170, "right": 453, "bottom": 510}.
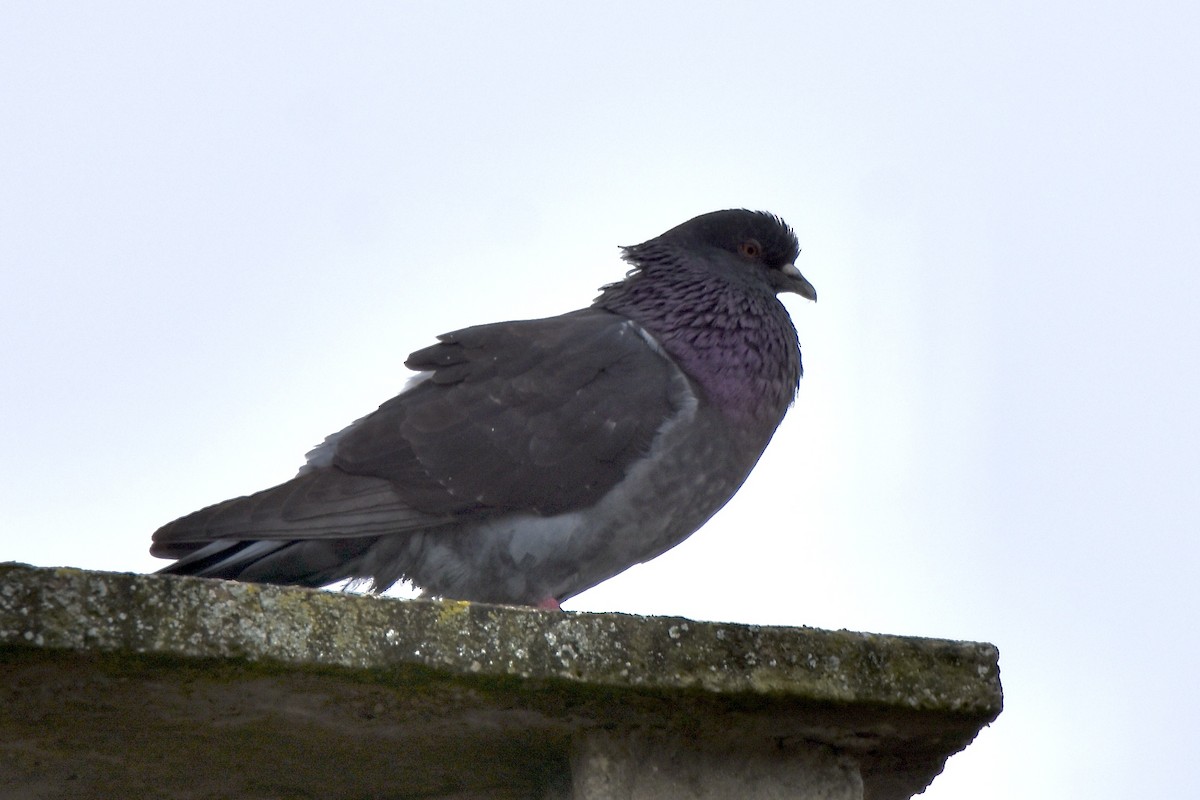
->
{"left": 571, "top": 729, "right": 863, "bottom": 800}
{"left": 0, "top": 563, "right": 1001, "bottom": 799}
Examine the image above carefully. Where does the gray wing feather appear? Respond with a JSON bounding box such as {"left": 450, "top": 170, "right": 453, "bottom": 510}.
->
{"left": 328, "top": 308, "right": 683, "bottom": 515}
{"left": 152, "top": 308, "right": 682, "bottom": 556}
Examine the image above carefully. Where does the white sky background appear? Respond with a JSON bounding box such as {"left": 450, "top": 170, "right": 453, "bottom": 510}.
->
{"left": 3, "top": 2, "right": 1198, "bottom": 797}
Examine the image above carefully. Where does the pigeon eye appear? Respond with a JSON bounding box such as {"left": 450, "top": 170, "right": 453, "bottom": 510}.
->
{"left": 738, "top": 240, "right": 763, "bottom": 259}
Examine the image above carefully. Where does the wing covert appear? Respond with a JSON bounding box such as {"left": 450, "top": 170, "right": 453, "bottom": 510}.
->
{"left": 331, "top": 308, "right": 688, "bottom": 516}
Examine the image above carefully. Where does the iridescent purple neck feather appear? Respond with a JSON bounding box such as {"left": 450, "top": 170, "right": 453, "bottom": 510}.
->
{"left": 594, "top": 211, "right": 807, "bottom": 423}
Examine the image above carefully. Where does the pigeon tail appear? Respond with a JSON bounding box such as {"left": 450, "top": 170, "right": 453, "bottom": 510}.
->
{"left": 155, "top": 536, "right": 381, "bottom": 588}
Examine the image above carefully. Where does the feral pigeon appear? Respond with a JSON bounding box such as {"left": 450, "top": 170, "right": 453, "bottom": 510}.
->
{"left": 152, "top": 209, "right": 817, "bottom": 608}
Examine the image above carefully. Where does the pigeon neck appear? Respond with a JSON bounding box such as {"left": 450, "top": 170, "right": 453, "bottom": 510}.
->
{"left": 595, "top": 269, "right": 801, "bottom": 424}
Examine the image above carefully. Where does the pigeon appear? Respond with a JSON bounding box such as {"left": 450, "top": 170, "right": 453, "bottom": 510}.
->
{"left": 152, "top": 209, "right": 817, "bottom": 608}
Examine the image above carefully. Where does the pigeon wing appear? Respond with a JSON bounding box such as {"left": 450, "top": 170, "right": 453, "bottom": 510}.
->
{"left": 154, "top": 306, "right": 687, "bottom": 559}
{"left": 332, "top": 307, "right": 687, "bottom": 516}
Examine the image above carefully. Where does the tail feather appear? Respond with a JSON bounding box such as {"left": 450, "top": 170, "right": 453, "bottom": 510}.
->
{"left": 151, "top": 468, "right": 447, "bottom": 589}
{"left": 156, "top": 539, "right": 288, "bottom": 578}
{"left": 156, "top": 537, "right": 380, "bottom": 587}
{"left": 152, "top": 469, "right": 443, "bottom": 552}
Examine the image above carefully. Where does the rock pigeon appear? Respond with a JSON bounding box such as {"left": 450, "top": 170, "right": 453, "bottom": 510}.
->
{"left": 152, "top": 209, "right": 817, "bottom": 608}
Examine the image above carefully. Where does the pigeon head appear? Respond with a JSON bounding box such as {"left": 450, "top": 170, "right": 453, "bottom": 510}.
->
{"left": 596, "top": 209, "right": 814, "bottom": 423}
{"left": 619, "top": 209, "right": 817, "bottom": 301}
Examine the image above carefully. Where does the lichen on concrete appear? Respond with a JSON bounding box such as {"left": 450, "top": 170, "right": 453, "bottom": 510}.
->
{"left": 1, "top": 562, "right": 1001, "bottom": 799}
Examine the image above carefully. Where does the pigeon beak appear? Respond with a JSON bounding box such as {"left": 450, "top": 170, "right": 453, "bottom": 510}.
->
{"left": 781, "top": 263, "right": 818, "bottom": 302}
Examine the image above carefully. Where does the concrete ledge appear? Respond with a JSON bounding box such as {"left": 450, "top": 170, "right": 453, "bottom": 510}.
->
{"left": 1, "top": 563, "right": 1001, "bottom": 799}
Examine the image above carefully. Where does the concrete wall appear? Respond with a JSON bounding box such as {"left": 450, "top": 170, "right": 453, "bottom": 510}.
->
{"left": 1, "top": 563, "right": 1002, "bottom": 799}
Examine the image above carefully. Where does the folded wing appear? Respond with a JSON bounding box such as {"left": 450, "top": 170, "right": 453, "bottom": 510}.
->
{"left": 152, "top": 308, "right": 686, "bottom": 566}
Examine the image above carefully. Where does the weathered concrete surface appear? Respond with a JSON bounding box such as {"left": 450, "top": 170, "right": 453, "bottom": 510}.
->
{"left": 0, "top": 563, "right": 1001, "bottom": 799}
{"left": 572, "top": 729, "right": 863, "bottom": 800}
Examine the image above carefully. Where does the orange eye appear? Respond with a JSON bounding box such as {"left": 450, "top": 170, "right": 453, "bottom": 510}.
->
{"left": 739, "top": 240, "right": 762, "bottom": 259}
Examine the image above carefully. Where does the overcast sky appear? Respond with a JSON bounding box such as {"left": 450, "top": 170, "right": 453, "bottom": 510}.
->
{"left": 3, "top": 3, "right": 1198, "bottom": 798}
